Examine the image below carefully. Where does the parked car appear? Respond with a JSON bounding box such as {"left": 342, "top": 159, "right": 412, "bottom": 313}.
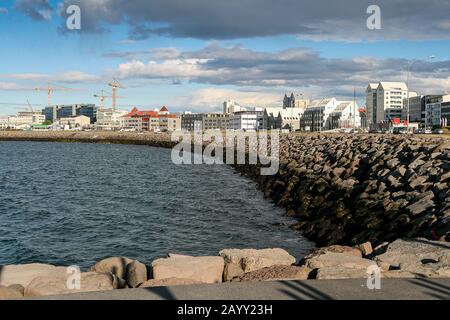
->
{"left": 424, "top": 129, "right": 433, "bottom": 134}
{"left": 393, "top": 127, "right": 409, "bottom": 135}
{"left": 414, "top": 129, "right": 425, "bottom": 134}
{"left": 433, "top": 129, "right": 444, "bottom": 134}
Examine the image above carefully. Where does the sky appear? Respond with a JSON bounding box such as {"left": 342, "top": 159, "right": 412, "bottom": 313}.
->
{"left": 0, "top": 0, "right": 449, "bottom": 115}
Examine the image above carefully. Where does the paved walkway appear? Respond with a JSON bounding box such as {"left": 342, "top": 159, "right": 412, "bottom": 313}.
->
{"left": 37, "top": 278, "right": 450, "bottom": 300}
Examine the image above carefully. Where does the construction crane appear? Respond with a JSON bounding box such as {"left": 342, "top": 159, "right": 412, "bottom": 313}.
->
{"left": 33, "top": 83, "right": 78, "bottom": 121}
{"left": 108, "top": 78, "right": 125, "bottom": 112}
{"left": 93, "top": 90, "right": 110, "bottom": 109}
{"left": 94, "top": 90, "right": 124, "bottom": 109}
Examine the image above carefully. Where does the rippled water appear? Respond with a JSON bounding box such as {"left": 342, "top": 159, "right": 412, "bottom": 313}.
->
{"left": 0, "top": 141, "right": 314, "bottom": 269}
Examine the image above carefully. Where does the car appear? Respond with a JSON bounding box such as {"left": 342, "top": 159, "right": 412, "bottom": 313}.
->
{"left": 424, "top": 129, "right": 433, "bottom": 134}
{"left": 393, "top": 127, "right": 409, "bottom": 135}
{"left": 433, "top": 129, "right": 444, "bottom": 134}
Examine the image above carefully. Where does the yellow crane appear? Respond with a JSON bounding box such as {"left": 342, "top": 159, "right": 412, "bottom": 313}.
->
{"left": 33, "top": 83, "right": 79, "bottom": 121}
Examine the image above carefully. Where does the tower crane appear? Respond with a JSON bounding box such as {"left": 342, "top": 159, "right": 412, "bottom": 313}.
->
{"left": 33, "top": 83, "right": 79, "bottom": 121}
{"left": 108, "top": 78, "right": 125, "bottom": 112}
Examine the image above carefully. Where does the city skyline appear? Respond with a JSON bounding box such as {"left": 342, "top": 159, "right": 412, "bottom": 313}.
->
{"left": 1, "top": 0, "right": 450, "bottom": 115}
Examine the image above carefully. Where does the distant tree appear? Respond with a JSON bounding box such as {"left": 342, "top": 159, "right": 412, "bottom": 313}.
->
{"left": 43, "top": 120, "right": 53, "bottom": 125}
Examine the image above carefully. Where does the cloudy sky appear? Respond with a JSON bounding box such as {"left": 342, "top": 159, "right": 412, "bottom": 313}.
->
{"left": 0, "top": 0, "right": 449, "bottom": 114}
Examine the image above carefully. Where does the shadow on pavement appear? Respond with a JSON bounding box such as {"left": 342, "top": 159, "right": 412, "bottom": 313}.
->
{"left": 278, "top": 280, "right": 334, "bottom": 300}
{"left": 143, "top": 286, "right": 177, "bottom": 300}
{"left": 408, "top": 278, "right": 450, "bottom": 300}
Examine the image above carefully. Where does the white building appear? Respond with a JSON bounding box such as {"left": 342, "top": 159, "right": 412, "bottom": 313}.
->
{"left": 329, "top": 101, "right": 361, "bottom": 129}
{"left": 373, "top": 82, "right": 410, "bottom": 123}
{"left": 60, "top": 115, "right": 91, "bottom": 129}
{"left": 0, "top": 112, "right": 46, "bottom": 129}
{"left": 300, "top": 98, "right": 341, "bottom": 131}
{"left": 229, "top": 110, "right": 264, "bottom": 131}
{"left": 223, "top": 100, "right": 247, "bottom": 114}
{"left": 95, "top": 109, "right": 128, "bottom": 131}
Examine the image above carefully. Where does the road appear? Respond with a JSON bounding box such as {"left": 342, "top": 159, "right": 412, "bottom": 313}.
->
{"left": 34, "top": 278, "right": 450, "bottom": 300}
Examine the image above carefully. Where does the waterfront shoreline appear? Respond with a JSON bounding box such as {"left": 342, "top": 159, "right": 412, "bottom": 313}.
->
{"left": 1, "top": 130, "right": 450, "bottom": 298}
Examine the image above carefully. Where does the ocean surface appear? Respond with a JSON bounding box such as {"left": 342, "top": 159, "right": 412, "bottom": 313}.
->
{"left": 0, "top": 141, "right": 314, "bottom": 269}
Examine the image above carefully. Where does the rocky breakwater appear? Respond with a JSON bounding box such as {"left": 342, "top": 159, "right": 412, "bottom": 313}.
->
{"left": 236, "top": 134, "right": 450, "bottom": 247}
{"left": 1, "top": 239, "right": 448, "bottom": 299}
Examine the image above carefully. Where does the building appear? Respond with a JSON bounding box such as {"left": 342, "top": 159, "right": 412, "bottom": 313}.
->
{"left": 372, "top": 82, "right": 410, "bottom": 123}
{"left": 202, "top": 113, "right": 230, "bottom": 130}
{"left": 120, "top": 106, "right": 180, "bottom": 132}
{"left": 283, "top": 93, "right": 310, "bottom": 110}
{"left": 277, "top": 108, "right": 304, "bottom": 131}
{"left": 59, "top": 115, "right": 91, "bottom": 129}
{"left": 441, "top": 95, "right": 450, "bottom": 127}
{"left": 42, "top": 104, "right": 97, "bottom": 124}
{"left": 263, "top": 108, "right": 282, "bottom": 130}
{"left": 424, "top": 95, "right": 450, "bottom": 128}
{"left": 181, "top": 113, "right": 203, "bottom": 131}
{"left": 229, "top": 110, "right": 264, "bottom": 131}
{"left": 223, "top": 100, "right": 246, "bottom": 114}
{"left": 366, "top": 83, "right": 378, "bottom": 126}
{"left": 0, "top": 112, "right": 46, "bottom": 129}
{"left": 300, "top": 98, "right": 341, "bottom": 131}
{"left": 401, "top": 95, "right": 444, "bottom": 124}
{"left": 95, "top": 109, "right": 128, "bottom": 131}
{"left": 328, "top": 101, "right": 361, "bottom": 129}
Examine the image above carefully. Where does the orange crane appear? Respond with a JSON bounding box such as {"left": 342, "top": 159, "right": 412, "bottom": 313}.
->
{"left": 108, "top": 78, "right": 125, "bottom": 112}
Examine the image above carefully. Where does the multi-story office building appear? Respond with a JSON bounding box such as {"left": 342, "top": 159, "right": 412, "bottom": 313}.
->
{"left": 181, "top": 113, "right": 203, "bottom": 131}
{"left": 0, "top": 112, "right": 46, "bottom": 129}
{"left": 229, "top": 110, "right": 264, "bottom": 131}
{"left": 202, "top": 113, "right": 230, "bottom": 130}
{"left": 425, "top": 96, "right": 443, "bottom": 128}
{"left": 42, "top": 104, "right": 97, "bottom": 123}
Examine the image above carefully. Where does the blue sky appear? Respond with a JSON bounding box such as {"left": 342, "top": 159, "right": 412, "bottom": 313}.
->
{"left": 0, "top": 0, "right": 449, "bottom": 115}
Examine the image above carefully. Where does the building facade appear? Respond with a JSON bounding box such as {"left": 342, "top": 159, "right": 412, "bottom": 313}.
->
{"left": 366, "top": 83, "right": 378, "bottom": 126}
{"left": 328, "top": 101, "right": 361, "bottom": 129}
{"left": 223, "top": 100, "right": 246, "bottom": 114}
{"left": 300, "top": 98, "right": 340, "bottom": 131}
{"left": 120, "top": 106, "right": 180, "bottom": 132}
{"left": 95, "top": 109, "right": 128, "bottom": 131}
{"left": 229, "top": 110, "right": 264, "bottom": 131}
{"left": 42, "top": 104, "right": 97, "bottom": 124}
{"left": 59, "top": 115, "right": 91, "bottom": 129}
{"left": 181, "top": 113, "right": 203, "bottom": 131}
{"left": 374, "top": 82, "right": 409, "bottom": 123}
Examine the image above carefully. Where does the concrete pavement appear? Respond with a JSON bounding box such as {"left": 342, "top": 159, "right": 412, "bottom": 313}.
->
{"left": 35, "top": 278, "right": 450, "bottom": 300}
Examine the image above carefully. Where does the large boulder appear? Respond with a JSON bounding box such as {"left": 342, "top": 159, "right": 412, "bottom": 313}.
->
{"left": 24, "top": 272, "right": 118, "bottom": 297}
{"left": 373, "top": 238, "right": 450, "bottom": 278}
{"left": 316, "top": 267, "right": 370, "bottom": 280}
{"left": 151, "top": 255, "right": 224, "bottom": 284}
{"left": 0, "top": 263, "right": 67, "bottom": 287}
{"left": 231, "top": 265, "right": 310, "bottom": 282}
{"left": 219, "top": 248, "right": 296, "bottom": 281}
{"left": 90, "top": 257, "right": 133, "bottom": 279}
{"left": 126, "top": 260, "right": 148, "bottom": 288}
{"left": 141, "top": 277, "right": 203, "bottom": 288}
{"left": 303, "top": 252, "right": 376, "bottom": 270}
{"left": 0, "top": 285, "right": 24, "bottom": 300}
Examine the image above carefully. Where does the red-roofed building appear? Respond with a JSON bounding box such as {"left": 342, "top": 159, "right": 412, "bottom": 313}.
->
{"left": 120, "top": 106, "right": 180, "bottom": 132}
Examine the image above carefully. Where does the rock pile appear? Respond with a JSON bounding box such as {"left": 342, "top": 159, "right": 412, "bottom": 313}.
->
{"left": 237, "top": 134, "right": 450, "bottom": 246}
{"left": 0, "top": 239, "right": 449, "bottom": 299}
